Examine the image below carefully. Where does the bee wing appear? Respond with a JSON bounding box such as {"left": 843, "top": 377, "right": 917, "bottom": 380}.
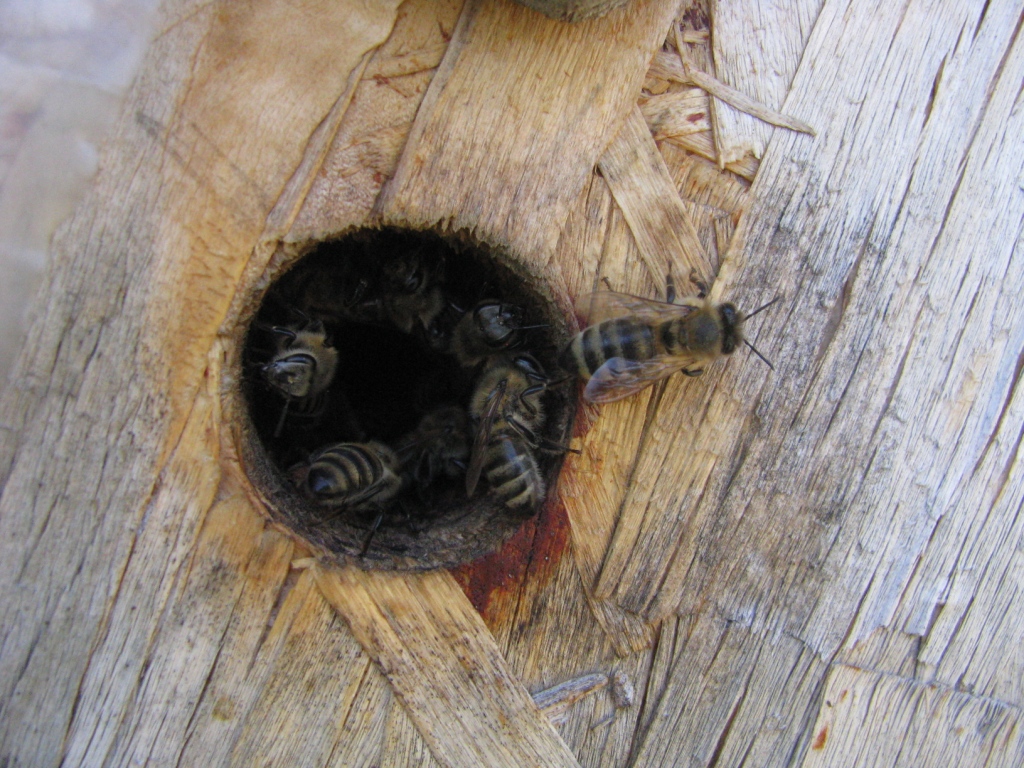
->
{"left": 582, "top": 291, "right": 701, "bottom": 324}
{"left": 465, "top": 379, "right": 507, "bottom": 497}
{"left": 583, "top": 356, "right": 693, "bottom": 404}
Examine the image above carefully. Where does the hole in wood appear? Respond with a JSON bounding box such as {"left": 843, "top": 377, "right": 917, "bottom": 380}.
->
{"left": 237, "top": 228, "right": 574, "bottom": 570}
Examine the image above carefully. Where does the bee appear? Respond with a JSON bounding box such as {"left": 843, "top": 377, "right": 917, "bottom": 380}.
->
{"left": 560, "top": 277, "right": 777, "bottom": 404}
{"left": 449, "top": 300, "right": 546, "bottom": 367}
{"left": 261, "top": 315, "right": 339, "bottom": 436}
{"left": 395, "top": 406, "right": 470, "bottom": 500}
{"left": 271, "top": 255, "right": 373, "bottom": 325}
{"left": 465, "top": 354, "right": 551, "bottom": 509}
{"left": 291, "top": 441, "right": 403, "bottom": 511}
{"left": 378, "top": 249, "right": 447, "bottom": 338}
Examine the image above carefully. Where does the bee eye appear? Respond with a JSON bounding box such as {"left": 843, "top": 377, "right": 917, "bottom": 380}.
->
{"left": 239, "top": 228, "right": 575, "bottom": 570}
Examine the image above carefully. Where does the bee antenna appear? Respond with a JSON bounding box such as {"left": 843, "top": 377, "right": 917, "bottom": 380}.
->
{"left": 289, "top": 307, "right": 311, "bottom": 324}
{"left": 517, "top": 323, "right": 549, "bottom": 331}
{"left": 744, "top": 339, "right": 774, "bottom": 371}
{"left": 745, "top": 295, "right": 783, "bottom": 322}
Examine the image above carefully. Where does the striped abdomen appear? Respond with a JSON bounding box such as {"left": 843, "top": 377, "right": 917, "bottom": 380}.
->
{"left": 561, "top": 318, "right": 664, "bottom": 378}
{"left": 483, "top": 435, "right": 545, "bottom": 510}
{"left": 561, "top": 315, "right": 721, "bottom": 378}
{"left": 303, "top": 442, "right": 401, "bottom": 509}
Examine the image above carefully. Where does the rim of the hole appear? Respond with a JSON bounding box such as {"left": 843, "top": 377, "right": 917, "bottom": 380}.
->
{"left": 226, "top": 225, "right": 576, "bottom": 571}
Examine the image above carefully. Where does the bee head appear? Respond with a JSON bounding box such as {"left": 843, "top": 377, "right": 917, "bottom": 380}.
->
{"left": 474, "top": 301, "right": 523, "bottom": 348}
{"left": 718, "top": 303, "right": 742, "bottom": 355}
{"left": 381, "top": 252, "right": 426, "bottom": 294}
{"left": 262, "top": 353, "right": 317, "bottom": 398}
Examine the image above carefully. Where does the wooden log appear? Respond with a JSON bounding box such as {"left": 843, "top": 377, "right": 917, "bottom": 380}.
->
{"left": 2, "top": 0, "right": 1023, "bottom": 765}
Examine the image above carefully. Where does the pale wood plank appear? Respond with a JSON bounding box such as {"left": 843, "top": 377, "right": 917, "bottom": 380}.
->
{"left": 61, "top": 362, "right": 229, "bottom": 767}
{"left": 0, "top": 0, "right": 403, "bottom": 763}
{"left": 598, "top": 105, "right": 716, "bottom": 292}
{"left": 227, "top": 576, "right": 377, "bottom": 768}
{"left": 631, "top": 613, "right": 828, "bottom": 767}
{"left": 175, "top": 528, "right": 297, "bottom": 766}
{"left": 314, "top": 564, "right": 582, "bottom": 768}
{"left": 478, "top": 525, "right": 656, "bottom": 767}
{"left": 380, "top": 699, "right": 441, "bottom": 768}
{"left": 325, "top": 662, "right": 393, "bottom": 768}
{"left": 710, "top": 0, "right": 824, "bottom": 164}
{"left": 799, "top": 666, "right": 1024, "bottom": 768}
{"left": 290, "top": 0, "right": 465, "bottom": 242}
{"left": 608, "top": 1, "right": 1024, "bottom": 765}
{"left": 837, "top": 1, "right": 1024, "bottom": 706}
{"left": 593, "top": 0, "right": 1022, "bottom": 637}
{"left": 375, "top": 0, "right": 682, "bottom": 270}
{"left": 639, "top": 87, "right": 712, "bottom": 141}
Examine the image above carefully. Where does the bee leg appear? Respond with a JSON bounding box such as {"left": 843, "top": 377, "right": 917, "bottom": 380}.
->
{"left": 507, "top": 417, "right": 540, "bottom": 445}
{"left": 288, "top": 307, "right": 312, "bottom": 327}
{"left": 682, "top": 367, "right": 704, "bottom": 377}
{"left": 545, "top": 373, "right": 573, "bottom": 388}
{"left": 601, "top": 276, "right": 615, "bottom": 291}
{"left": 360, "top": 512, "right": 384, "bottom": 556}
{"left": 343, "top": 277, "right": 370, "bottom": 308}
{"left": 535, "top": 437, "right": 581, "bottom": 455}
{"left": 518, "top": 384, "right": 547, "bottom": 415}
{"left": 273, "top": 398, "right": 292, "bottom": 438}
{"left": 688, "top": 269, "right": 709, "bottom": 300}
{"left": 666, "top": 272, "right": 676, "bottom": 304}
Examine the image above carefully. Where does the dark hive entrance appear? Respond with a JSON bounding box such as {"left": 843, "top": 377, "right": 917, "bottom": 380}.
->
{"left": 241, "top": 229, "right": 574, "bottom": 570}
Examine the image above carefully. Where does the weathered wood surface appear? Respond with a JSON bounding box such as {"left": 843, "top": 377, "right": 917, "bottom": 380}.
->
{"left": 2, "top": 0, "right": 1024, "bottom": 766}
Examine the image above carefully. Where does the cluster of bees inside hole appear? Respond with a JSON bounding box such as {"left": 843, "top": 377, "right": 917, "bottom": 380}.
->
{"left": 245, "top": 230, "right": 574, "bottom": 555}
{"left": 245, "top": 230, "right": 774, "bottom": 557}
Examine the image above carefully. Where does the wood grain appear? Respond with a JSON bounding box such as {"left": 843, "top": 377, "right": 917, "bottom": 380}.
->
{"left": 314, "top": 564, "right": 581, "bottom": 768}
{"left": 1, "top": 0, "right": 1022, "bottom": 764}
{"left": 799, "top": 665, "right": 1024, "bottom": 767}
{"left": 598, "top": 105, "right": 715, "bottom": 291}
{"left": 710, "top": 0, "right": 824, "bottom": 164}
{"left": 375, "top": 0, "right": 680, "bottom": 268}
{"left": 290, "top": 0, "right": 465, "bottom": 242}
{"left": 0, "top": 0, "right": 403, "bottom": 763}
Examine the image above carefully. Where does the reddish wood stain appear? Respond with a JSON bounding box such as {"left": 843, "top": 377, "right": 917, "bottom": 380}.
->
{"left": 450, "top": 494, "right": 571, "bottom": 622}
{"left": 812, "top": 725, "right": 828, "bottom": 750}
{"left": 449, "top": 392, "right": 589, "bottom": 623}
{"left": 688, "top": 112, "right": 706, "bottom": 123}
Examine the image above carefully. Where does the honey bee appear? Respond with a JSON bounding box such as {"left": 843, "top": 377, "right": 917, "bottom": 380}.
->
{"left": 465, "top": 354, "right": 551, "bottom": 509}
{"left": 449, "top": 300, "right": 546, "bottom": 367}
{"left": 395, "top": 406, "right": 470, "bottom": 500}
{"left": 560, "top": 280, "right": 777, "bottom": 404}
{"left": 378, "top": 249, "right": 447, "bottom": 338}
{"left": 261, "top": 316, "right": 339, "bottom": 436}
{"left": 291, "top": 441, "right": 403, "bottom": 511}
